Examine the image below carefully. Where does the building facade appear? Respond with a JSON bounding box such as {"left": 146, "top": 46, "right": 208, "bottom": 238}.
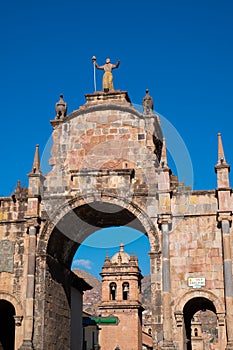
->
{"left": 0, "top": 87, "right": 232, "bottom": 350}
{"left": 99, "top": 244, "right": 143, "bottom": 350}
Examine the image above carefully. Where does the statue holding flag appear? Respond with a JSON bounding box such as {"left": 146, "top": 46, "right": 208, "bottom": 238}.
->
{"left": 92, "top": 56, "right": 120, "bottom": 92}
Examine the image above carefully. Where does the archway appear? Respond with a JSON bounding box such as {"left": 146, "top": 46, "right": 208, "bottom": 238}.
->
{"left": 36, "top": 198, "right": 159, "bottom": 349}
{"left": 0, "top": 299, "right": 15, "bottom": 350}
{"left": 71, "top": 225, "right": 151, "bottom": 349}
{"left": 183, "top": 297, "right": 216, "bottom": 350}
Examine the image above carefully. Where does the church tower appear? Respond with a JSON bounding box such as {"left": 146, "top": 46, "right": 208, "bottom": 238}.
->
{"left": 99, "top": 244, "right": 144, "bottom": 350}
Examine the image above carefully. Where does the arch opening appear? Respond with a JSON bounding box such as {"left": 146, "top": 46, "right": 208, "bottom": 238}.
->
{"left": 43, "top": 199, "right": 157, "bottom": 349}
{"left": 47, "top": 201, "right": 154, "bottom": 269}
{"left": 183, "top": 297, "right": 217, "bottom": 350}
{"left": 0, "top": 299, "right": 15, "bottom": 350}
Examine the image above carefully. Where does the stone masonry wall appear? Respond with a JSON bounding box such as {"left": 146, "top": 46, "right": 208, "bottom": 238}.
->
{"left": 0, "top": 196, "right": 28, "bottom": 349}
{"left": 170, "top": 191, "right": 226, "bottom": 347}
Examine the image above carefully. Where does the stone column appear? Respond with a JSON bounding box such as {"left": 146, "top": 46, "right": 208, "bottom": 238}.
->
{"left": 219, "top": 217, "right": 233, "bottom": 350}
{"left": 20, "top": 225, "right": 37, "bottom": 350}
{"left": 160, "top": 219, "right": 175, "bottom": 350}
{"left": 149, "top": 250, "right": 162, "bottom": 350}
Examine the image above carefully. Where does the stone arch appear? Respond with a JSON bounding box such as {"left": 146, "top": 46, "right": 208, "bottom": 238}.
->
{"left": 0, "top": 299, "right": 15, "bottom": 350}
{"left": 174, "top": 290, "right": 225, "bottom": 350}
{"left": 174, "top": 289, "right": 225, "bottom": 315}
{"left": 35, "top": 193, "right": 158, "bottom": 349}
{"left": 0, "top": 291, "right": 23, "bottom": 317}
{"left": 38, "top": 192, "right": 160, "bottom": 259}
{"left": 0, "top": 293, "right": 24, "bottom": 350}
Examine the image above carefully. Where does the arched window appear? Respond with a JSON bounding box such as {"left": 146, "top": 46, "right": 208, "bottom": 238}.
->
{"left": 194, "top": 328, "right": 198, "bottom": 337}
{"left": 110, "top": 283, "right": 117, "bottom": 300}
{"left": 122, "top": 282, "right": 129, "bottom": 300}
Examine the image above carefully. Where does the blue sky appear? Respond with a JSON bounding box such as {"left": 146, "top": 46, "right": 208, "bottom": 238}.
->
{"left": 72, "top": 227, "right": 151, "bottom": 278}
{"left": 1, "top": 0, "right": 233, "bottom": 277}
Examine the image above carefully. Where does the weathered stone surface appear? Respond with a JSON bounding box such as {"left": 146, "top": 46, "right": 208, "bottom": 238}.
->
{"left": 0, "top": 90, "right": 232, "bottom": 350}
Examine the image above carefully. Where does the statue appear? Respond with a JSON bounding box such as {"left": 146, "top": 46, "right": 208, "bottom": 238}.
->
{"left": 142, "top": 89, "right": 154, "bottom": 114}
{"left": 92, "top": 56, "right": 120, "bottom": 92}
{"left": 55, "top": 94, "right": 67, "bottom": 119}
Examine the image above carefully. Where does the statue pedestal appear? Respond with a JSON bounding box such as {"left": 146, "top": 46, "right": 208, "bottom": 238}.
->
{"left": 84, "top": 90, "right": 131, "bottom": 105}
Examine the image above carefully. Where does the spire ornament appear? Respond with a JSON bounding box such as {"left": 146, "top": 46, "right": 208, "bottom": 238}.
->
{"left": 30, "top": 144, "right": 41, "bottom": 175}
{"left": 55, "top": 94, "right": 67, "bottom": 119}
{"left": 217, "top": 132, "right": 227, "bottom": 165}
{"left": 215, "top": 132, "right": 230, "bottom": 189}
{"left": 142, "top": 89, "right": 154, "bottom": 115}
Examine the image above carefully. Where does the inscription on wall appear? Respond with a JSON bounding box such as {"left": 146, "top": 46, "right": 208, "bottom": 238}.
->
{"left": 0, "top": 240, "right": 15, "bottom": 273}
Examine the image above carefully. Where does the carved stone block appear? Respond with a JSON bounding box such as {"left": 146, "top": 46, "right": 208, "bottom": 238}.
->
{"left": 0, "top": 240, "right": 15, "bottom": 273}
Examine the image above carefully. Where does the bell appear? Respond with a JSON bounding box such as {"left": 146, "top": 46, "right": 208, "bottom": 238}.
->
{"left": 111, "top": 285, "right": 116, "bottom": 291}
{"left": 123, "top": 285, "right": 129, "bottom": 292}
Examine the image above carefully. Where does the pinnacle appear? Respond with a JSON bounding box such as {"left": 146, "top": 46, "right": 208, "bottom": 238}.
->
{"left": 215, "top": 132, "right": 229, "bottom": 170}
{"left": 30, "top": 144, "right": 41, "bottom": 175}
{"left": 160, "top": 137, "right": 168, "bottom": 168}
{"left": 217, "top": 133, "right": 227, "bottom": 165}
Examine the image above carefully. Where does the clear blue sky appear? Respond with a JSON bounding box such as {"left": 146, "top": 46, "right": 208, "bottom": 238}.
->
{"left": 72, "top": 227, "right": 151, "bottom": 279}
{"left": 1, "top": 1, "right": 233, "bottom": 277}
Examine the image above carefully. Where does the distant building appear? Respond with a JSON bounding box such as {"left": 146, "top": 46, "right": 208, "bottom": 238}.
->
{"left": 82, "top": 311, "right": 100, "bottom": 350}
{"left": 98, "top": 244, "right": 144, "bottom": 350}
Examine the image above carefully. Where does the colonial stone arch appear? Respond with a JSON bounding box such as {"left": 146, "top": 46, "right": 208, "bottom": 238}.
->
{"left": 0, "top": 88, "right": 233, "bottom": 350}
{"left": 174, "top": 290, "right": 226, "bottom": 350}
{"left": 38, "top": 193, "right": 160, "bottom": 251}
{"left": 0, "top": 291, "right": 23, "bottom": 316}
{"left": 175, "top": 289, "right": 225, "bottom": 316}
{"left": 0, "top": 292, "right": 23, "bottom": 350}
{"left": 34, "top": 194, "right": 160, "bottom": 349}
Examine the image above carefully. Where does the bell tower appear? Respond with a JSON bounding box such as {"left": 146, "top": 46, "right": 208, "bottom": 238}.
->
{"left": 99, "top": 244, "right": 144, "bottom": 350}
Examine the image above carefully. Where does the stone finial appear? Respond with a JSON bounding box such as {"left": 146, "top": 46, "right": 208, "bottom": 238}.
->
{"left": 55, "top": 94, "right": 67, "bottom": 119}
{"left": 13, "top": 180, "right": 27, "bottom": 201}
{"left": 217, "top": 132, "right": 227, "bottom": 165}
{"left": 215, "top": 132, "right": 230, "bottom": 187}
{"left": 30, "top": 144, "right": 41, "bottom": 175}
{"left": 104, "top": 251, "right": 110, "bottom": 263}
{"left": 15, "top": 179, "right": 22, "bottom": 193}
{"left": 142, "top": 89, "right": 154, "bottom": 115}
{"left": 120, "top": 242, "right": 124, "bottom": 252}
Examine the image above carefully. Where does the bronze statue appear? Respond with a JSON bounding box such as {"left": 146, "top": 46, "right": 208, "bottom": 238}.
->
{"left": 92, "top": 56, "right": 120, "bottom": 92}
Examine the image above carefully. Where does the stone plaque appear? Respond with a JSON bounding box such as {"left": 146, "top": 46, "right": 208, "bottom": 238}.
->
{"left": 0, "top": 240, "right": 15, "bottom": 273}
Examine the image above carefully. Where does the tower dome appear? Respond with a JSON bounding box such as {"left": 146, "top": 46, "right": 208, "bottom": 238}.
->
{"left": 111, "top": 243, "right": 130, "bottom": 264}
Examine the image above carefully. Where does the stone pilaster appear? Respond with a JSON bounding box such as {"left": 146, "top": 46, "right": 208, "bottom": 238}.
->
{"left": 215, "top": 133, "right": 233, "bottom": 350}
{"left": 157, "top": 138, "right": 175, "bottom": 350}
{"left": 159, "top": 217, "right": 175, "bottom": 350}
{"left": 149, "top": 250, "right": 162, "bottom": 349}
{"left": 218, "top": 216, "right": 233, "bottom": 350}
{"left": 19, "top": 224, "right": 37, "bottom": 350}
